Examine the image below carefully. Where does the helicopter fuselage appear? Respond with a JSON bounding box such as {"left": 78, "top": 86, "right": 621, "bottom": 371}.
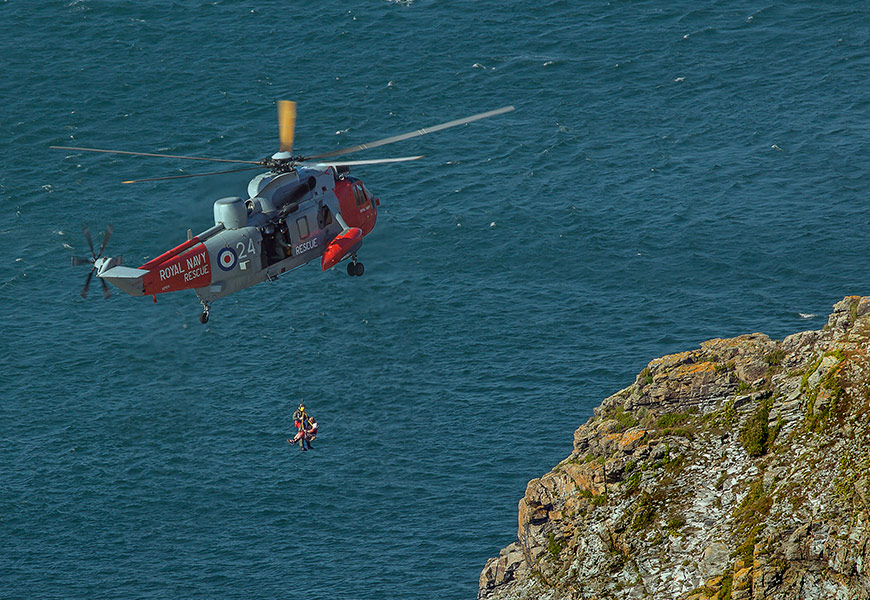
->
{"left": 60, "top": 102, "right": 514, "bottom": 320}
{"left": 96, "top": 166, "right": 378, "bottom": 307}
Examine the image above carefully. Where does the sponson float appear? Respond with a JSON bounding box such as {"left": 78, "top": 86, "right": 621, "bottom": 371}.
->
{"left": 55, "top": 101, "right": 514, "bottom": 323}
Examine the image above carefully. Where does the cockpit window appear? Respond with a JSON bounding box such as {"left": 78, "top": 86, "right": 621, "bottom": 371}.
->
{"left": 353, "top": 184, "right": 368, "bottom": 207}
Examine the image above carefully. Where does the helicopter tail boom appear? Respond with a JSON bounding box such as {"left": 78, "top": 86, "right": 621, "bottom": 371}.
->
{"left": 97, "top": 237, "right": 215, "bottom": 298}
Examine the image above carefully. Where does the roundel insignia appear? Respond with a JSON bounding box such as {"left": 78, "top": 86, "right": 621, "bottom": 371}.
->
{"left": 217, "top": 247, "right": 237, "bottom": 271}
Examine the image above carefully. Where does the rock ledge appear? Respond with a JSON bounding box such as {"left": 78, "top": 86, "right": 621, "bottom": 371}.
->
{"left": 480, "top": 297, "right": 870, "bottom": 600}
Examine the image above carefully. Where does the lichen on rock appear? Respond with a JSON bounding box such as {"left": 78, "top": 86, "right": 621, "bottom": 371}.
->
{"left": 479, "top": 296, "right": 870, "bottom": 600}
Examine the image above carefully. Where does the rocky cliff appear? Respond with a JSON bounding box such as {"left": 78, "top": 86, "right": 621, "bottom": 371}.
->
{"left": 480, "top": 297, "right": 870, "bottom": 600}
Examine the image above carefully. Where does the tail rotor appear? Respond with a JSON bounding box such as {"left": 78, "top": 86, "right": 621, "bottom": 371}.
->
{"left": 72, "top": 225, "right": 115, "bottom": 299}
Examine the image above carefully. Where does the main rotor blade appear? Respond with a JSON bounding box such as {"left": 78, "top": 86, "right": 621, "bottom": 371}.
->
{"left": 122, "top": 166, "right": 264, "bottom": 184}
{"left": 278, "top": 100, "right": 296, "bottom": 154}
{"left": 83, "top": 226, "right": 95, "bottom": 257}
{"left": 51, "top": 145, "right": 261, "bottom": 165}
{"left": 72, "top": 256, "right": 93, "bottom": 266}
{"left": 100, "top": 277, "right": 111, "bottom": 299}
{"left": 97, "top": 224, "right": 113, "bottom": 259}
{"left": 305, "top": 156, "right": 424, "bottom": 167}
{"left": 304, "top": 105, "right": 515, "bottom": 161}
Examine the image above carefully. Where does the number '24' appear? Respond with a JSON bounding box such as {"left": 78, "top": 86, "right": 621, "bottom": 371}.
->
{"left": 236, "top": 238, "right": 256, "bottom": 260}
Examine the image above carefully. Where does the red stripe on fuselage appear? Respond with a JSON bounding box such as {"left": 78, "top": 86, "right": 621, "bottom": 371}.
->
{"left": 141, "top": 243, "right": 211, "bottom": 295}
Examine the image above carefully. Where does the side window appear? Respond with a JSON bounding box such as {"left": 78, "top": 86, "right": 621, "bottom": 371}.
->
{"left": 296, "top": 216, "right": 310, "bottom": 239}
{"left": 318, "top": 205, "right": 333, "bottom": 228}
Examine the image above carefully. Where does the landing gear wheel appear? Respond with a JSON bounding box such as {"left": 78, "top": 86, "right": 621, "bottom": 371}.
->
{"left": 354, "top": 262, "right": 365, "bottom": 277}
{"left": 347, "top": 261, "right": 357, "bottom": 277}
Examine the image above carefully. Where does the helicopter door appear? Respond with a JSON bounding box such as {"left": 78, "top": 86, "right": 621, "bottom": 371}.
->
{"left": 287, "top": 210, "right": 324, "bottom": 260}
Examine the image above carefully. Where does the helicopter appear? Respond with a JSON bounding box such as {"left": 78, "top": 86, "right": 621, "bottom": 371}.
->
{"left": 53, "top": 102, "right": 514, "bottom": 323}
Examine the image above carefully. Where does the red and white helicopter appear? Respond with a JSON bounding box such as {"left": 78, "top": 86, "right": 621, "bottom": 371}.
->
{"left": 53, "top": 102, "right": 514, "bottom": 323}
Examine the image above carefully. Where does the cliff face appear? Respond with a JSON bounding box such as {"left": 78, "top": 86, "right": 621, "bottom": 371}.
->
{"left": 480, "top": 297, "right": 870, "bottom": 600}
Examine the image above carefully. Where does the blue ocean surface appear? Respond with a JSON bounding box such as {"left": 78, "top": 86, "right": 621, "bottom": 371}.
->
{"left": 1, "top": 1, "right": 869, "bottom": 598}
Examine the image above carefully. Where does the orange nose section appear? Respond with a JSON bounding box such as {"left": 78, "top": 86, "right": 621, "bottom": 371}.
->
{"left": 321, "top": 228, "right": 363, "bottom": 271}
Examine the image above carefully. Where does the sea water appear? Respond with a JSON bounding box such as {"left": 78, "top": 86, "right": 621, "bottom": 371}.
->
{"left": 2, "top": 1, "right": 868, "bottom": 598}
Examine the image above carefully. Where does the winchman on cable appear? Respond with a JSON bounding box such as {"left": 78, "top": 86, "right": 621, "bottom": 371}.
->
{"left": 287, "top": 402, "right": 317, "bottom": 451}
